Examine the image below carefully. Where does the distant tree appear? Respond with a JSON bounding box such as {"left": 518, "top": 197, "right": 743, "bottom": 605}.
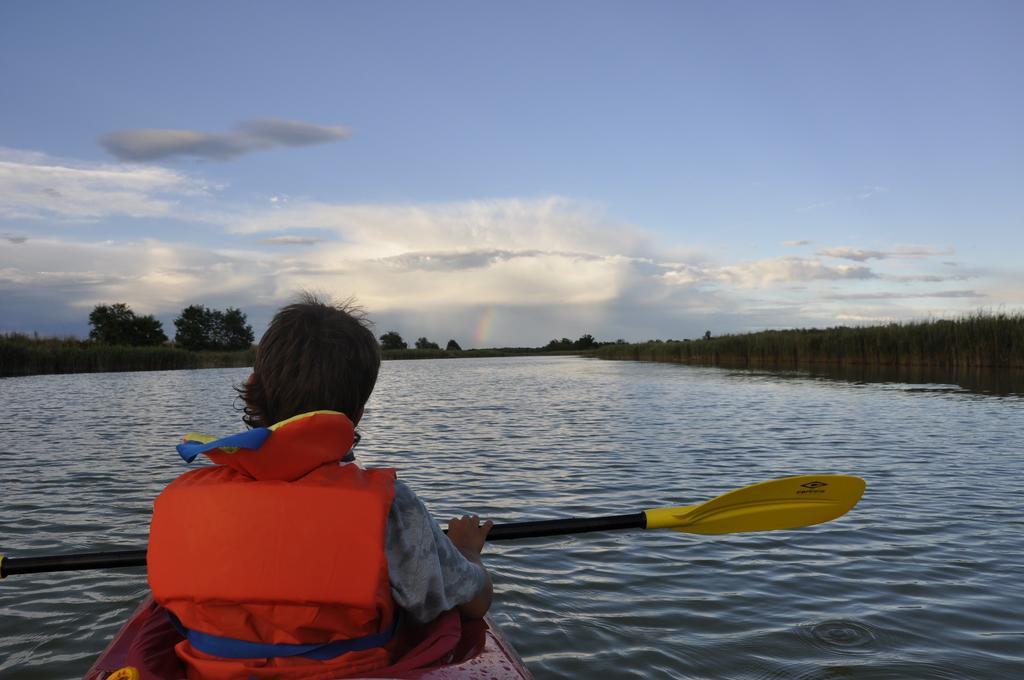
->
{"left": 380, "top": 331, "right": 407, "bottom": 350}
{"left": 175, "top": 305, "right": 215, "bottom": 351}
{"left": 446, "top": 339, "right": 462, "bottom": 351}
{"left": 89, "top": 303, "right": 136, "bottom": 345}
{"left": 89, "top": 303, "right": 167, "bottom": 346}
{"left": 573, "top": 333, "right": 596, "bottom": 350}
{"left": 132, "top": 314, "right": 169, "bottom": 346}
{"left": 704, "top": 330, "right": 712, "bottom": 340}
{"left": 220, "top": 307, "right": 255, "bottom": 350}
{"left": 544, "top": 337, "right": 574, "bottom": 351}
{"left": 415, "top": 337, "right": 440, "bottom": 350}
{"left": 174, "top": 305, "right": 255, "bottom": 351}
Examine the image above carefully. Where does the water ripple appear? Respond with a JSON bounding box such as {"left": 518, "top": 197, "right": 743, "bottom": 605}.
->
{"left": 2, "top": 359, "right": 1024, "bottom": 678}
{"left": 798, "top": 620, "right": 885, "bottom": 656}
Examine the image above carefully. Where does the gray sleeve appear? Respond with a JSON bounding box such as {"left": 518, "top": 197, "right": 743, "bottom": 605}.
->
{"left": 385, "top": 480, "right": 488, "bottom": 624}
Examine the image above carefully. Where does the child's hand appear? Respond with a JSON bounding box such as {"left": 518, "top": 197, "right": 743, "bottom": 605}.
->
{"left": 446, "top": 514, "right": 493, "bottom": 558}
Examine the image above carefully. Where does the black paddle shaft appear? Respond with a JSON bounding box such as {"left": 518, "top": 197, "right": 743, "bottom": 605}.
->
{"left": 1, "top": 549, "right": 147, "bottom": 577}
{"left": 1, "top": 512, "right": 647, "bottom": 578}
{"left": 485, "top": 512, "right": 645, "bottom": 540}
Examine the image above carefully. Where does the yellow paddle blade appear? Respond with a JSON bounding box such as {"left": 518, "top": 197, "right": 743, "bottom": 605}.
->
{"left": 643, "top": 474, "right": 866, "bottom": 535}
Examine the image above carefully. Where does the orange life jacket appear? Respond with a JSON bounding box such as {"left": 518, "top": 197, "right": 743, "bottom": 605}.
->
{"left": 147, "top": 411, "right": 397, "bottom": 679}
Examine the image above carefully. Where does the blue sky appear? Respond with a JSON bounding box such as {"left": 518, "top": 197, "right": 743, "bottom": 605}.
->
{"left": 1, "top": 2, "right": 1021, "bottom": 346}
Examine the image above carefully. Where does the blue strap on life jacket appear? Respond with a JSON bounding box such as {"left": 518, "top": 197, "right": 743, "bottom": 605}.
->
{"left": 166, "top": 611, "right": 400, "bottom": 660}
{"left": 176, "top": 428, "right": 272, "bottom": 463}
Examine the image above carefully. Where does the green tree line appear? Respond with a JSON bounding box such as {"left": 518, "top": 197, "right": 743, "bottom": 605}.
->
{"left": 379, "top": 331, "right": 614, "bottom": 353}
{"left": 0, "top": 303, "right": 257, "bottom": 377}
{"left": 379, "top": 331, "right": 463, "bottom": 351}
{"left": 88, "top": 303, "right": 254, "bottom": 351}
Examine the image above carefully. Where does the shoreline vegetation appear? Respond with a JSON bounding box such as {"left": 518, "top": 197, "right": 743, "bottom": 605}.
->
{"left": 379, "top": 347, "right": 588, "bottom": 360}
{"left": 0, "top": 333, "right": 589, "bottom": 378}
{"left": 595, "top": 313, "right": 1024, "bottom": 369}
{"left": 5, "top": 312, "right": 1022, "bottom": 378}
{"left": 0, "top": 334, "right": 258, "bottom": 378}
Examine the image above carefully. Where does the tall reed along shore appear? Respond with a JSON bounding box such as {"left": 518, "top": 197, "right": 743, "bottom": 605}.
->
{"left": 0, "top": 334, "right": 256, "bottom": 378}
{"left": 596, "top": 313, "right": 1024, "bottom": 369}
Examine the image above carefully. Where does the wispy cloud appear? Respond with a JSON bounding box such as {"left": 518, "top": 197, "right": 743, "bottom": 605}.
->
{"left": 376, "top": 249, "right": 611, "bottom": 273}
{"left": 783, "top": 239, "right": 811, "bottom": 247}
{"left": 890, "top": 273, "right": 970, "bottom": 283}
{"left": 824, "top": 290, "right": 984, "bottom": 301}
{"left": 856, "top": 185, "right": 889, "bottom": 199}
{"left": 796, "top": 185, "right": 888, "bottom": 213}
{"left": 715, "top": 257, "right": 876, "bottom": 287}
{"left": 0, "top": 147, "right": 208, "bottom": 220}
{"left": 658, "top": 257, "right": 877, "bottom": 289}
{"left": 796, "top": 201, "right": 831, "bottom": 213}
{"left": 3, "top": 233, "right": 28, "bottom": 244}
{"left": 100, "top": 118, "right": 350, "bottom": 162}
{"left": 817, "top": 245, "right": 952, "bottom": 262}
{"left": 260, "top": 235, "right": 326, "bottom": 246}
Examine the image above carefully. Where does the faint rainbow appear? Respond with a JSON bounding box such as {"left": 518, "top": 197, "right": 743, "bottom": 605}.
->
{"left": 474, "top": 308, "right": 495, "bottom": 346}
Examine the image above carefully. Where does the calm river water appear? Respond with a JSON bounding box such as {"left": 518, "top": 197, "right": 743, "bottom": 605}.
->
{"left": 1, "top": 357, "right": 1022, "bottom": 679}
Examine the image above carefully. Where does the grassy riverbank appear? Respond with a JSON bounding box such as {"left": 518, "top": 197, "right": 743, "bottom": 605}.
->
{"left": 0, "top": 334, "right": 255, "bottom": 378}
{"left": 596, "top": 313, "right": 1024, "bottom": 369}
{"left": 1, "top": 334, "right": 589, "bottom": 377}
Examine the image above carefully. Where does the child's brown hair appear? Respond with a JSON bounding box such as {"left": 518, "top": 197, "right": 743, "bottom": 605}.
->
{"left": 239, "top": 293, "right": 380, "bottom": 428}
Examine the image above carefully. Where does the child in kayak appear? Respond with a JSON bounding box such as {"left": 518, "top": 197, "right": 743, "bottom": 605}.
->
{"left": 146, "top": 294, "right": 494, "bottom": 679}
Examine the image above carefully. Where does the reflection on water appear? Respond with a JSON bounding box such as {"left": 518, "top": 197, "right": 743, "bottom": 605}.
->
{"left": 1, "top": 358, "right": 1023, "bottom": 679}
{"left": 731, "top": 363, "right": 1024, "bottom": 397}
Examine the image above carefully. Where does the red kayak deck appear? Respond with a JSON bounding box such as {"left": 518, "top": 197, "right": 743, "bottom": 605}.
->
{"left": 85, "top": 596, "right": 531, "bottom": 680}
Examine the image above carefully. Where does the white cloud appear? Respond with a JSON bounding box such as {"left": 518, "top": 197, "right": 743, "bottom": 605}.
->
{"left": 835, "top": 312, "right": 900, "bottom": 323}
{"left": 215, "top": 196, "right": 637, "bottom": 259}
{"left": 0, "top": 147, "right": 209, "bottom": 220}
{"left": 818, "top": 245, "right": 952, "bottom": 262}
{"left": 268, "top": 249, "right": 636, "bottom": 311}
{"left": 0, "top": 237, "right": 270, "bottom": 315}
{"left": 1, "top": 147, "right": 1017, "bottom": 342}
{"left": 209, "top": 197, "right": 668, "bottom": 314}
{"left": 656, "top": 256, "right": 877, "bottom": 291}
{"left": 0, "top": 222, "right": 1014, "bottom": 343}
{"left": 715, "top": 257, "right": 876, "bottom": 287}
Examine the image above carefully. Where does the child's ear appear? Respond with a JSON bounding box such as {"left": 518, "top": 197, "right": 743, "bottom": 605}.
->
{"left": 246, "top": 372, "right": 255, "bottom": 384}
